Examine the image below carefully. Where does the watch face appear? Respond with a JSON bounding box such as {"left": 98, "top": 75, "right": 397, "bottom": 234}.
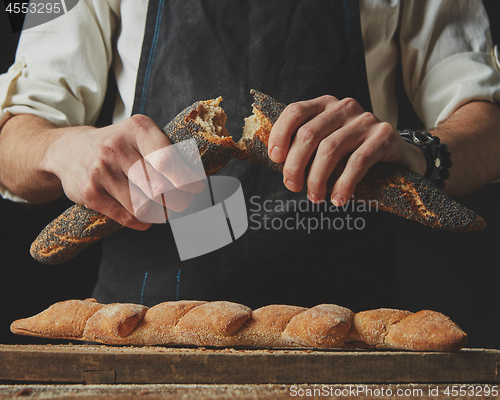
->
{"left": 414, "top": 131, "right": 431, "bottom": 146}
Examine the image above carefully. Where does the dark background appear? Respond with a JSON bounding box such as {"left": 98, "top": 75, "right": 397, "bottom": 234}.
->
{"left": 0, "top": 1, "right": 499, "bottom": 348}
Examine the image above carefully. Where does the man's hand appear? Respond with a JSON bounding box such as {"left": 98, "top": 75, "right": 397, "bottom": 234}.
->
{"left": 267, "top": 95, "right": 426, "bottom": 206}
{"left": 0, "top": 114, "right": 204, "bottom": 230}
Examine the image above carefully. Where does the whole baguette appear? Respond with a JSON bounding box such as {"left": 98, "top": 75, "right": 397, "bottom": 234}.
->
{"left": 30, "top": 90, "right": 486, "bottom": 265}
{"left": 10, "top": 299, "right": 468, "bottom": 352}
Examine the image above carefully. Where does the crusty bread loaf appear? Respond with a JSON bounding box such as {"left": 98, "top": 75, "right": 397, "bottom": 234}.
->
{"left": 30, "top": 90, "right": 486, "bottom": 265}
{"left": 11, "top": 299, "right": 468, "bottom": 352}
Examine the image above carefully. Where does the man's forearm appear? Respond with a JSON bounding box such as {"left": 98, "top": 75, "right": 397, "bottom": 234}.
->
{"left": 430, "top": 100, "right": 500, "bottom": 196}
{"left": 2, "top": 101, "right": 499, "bottom": 205}
{"left": 0, "top": 114, "right": 64, "bottom": 202}
{"left": 0, "top": 112, "right": 184, "bottom": 230}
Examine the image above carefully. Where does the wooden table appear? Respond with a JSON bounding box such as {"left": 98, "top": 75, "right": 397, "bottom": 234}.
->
{"left": 0, "top": 344, "right": 499, "bottom": 399}
{"left": 0, "top": 383, "right": 498, "bottom": 399}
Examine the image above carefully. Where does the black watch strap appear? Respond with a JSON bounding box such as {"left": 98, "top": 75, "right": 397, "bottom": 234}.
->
{"left": 399, "top": 130, "right": 452, "bottom": 190}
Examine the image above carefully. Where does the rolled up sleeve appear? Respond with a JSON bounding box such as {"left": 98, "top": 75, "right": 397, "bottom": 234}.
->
{"left": 400, "top": 0, "right": 500, "bottom": 128}
{"left": 0, "top": 0, "right": 118, "bottom": 200}
{"left": 0, "top": 0, "right": 118, "bottom": 128}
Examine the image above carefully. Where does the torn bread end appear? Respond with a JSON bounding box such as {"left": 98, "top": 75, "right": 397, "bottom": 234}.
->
{"left": 239, "top": 107, "right": 273, "bottom": 150}
{"left": 187, "top": 97, "right": 231, "bottom": 138}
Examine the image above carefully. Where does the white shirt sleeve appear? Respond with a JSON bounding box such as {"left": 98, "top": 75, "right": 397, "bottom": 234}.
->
{"left": 0, "top": 0, "right": 118, "bottom": 128}
{"left": 399, "top": 0, "right": 500, "bottom": 128}
{"left": 0, "top": 0, "right": 120, "bottom": 200}
{"left": 361, "top": 0, "right": 500, "bottom": 128}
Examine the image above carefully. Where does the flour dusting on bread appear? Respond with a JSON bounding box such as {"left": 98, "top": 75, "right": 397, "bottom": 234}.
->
{"left": 11, "top": 299, "right": 468, "bottom": 351}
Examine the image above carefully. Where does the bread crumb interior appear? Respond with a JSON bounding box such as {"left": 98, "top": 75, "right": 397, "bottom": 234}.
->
{"left": 188, "top": 98, "right": 268, "bottom": 151}
{"left": 242, "top": 114, "right": 259, "bottom": 140}
{"left": 192, "top": 98, "right": 230, "bottom": 138}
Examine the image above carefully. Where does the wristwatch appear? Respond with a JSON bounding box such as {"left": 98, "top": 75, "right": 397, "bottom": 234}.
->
{"left": 399, "top": 130, "right": 452, "bottom": 190}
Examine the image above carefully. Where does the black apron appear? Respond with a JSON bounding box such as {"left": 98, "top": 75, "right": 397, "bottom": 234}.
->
{"left": 92, "top": 0, "right": 400, "bottom": 312}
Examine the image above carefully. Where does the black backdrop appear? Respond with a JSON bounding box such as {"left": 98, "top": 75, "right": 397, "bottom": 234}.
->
{"left": 0, "top": 1, "right": 499, "bottom": 348}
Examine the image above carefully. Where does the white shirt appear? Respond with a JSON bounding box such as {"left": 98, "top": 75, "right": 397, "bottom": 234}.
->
{"left": 1, "top": 0, "right": 500, "bottom": 201}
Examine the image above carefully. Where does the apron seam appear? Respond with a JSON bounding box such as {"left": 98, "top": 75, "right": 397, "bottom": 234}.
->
{"left": 139, "top": 0, "right": 165, "bottom": 114}
{"left": 140, "top": 271, "right": 149, "bottom": 305}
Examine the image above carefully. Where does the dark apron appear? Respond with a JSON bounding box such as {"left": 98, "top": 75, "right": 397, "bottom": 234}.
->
{"left": 92, "top": 0, "right": 400, "bottom": 312}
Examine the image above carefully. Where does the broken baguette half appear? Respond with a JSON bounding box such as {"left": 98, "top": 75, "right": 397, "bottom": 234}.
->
{"left": 164, "top": 97, "right": 239, "bottom": 176}
{"left": 30, "top": 90, "right": 485, "bottom": 265}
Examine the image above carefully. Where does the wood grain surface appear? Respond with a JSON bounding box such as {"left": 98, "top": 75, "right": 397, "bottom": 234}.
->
{"left": 0, "top": 344, "right": 499, "bottom": 385}
{"left": 0, "top": 383, "right": 499, "bottom": 400}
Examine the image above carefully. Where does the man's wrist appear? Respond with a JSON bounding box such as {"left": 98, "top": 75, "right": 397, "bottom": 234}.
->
{"left": 0, "top": 114, "right": 65, "bottom": 202}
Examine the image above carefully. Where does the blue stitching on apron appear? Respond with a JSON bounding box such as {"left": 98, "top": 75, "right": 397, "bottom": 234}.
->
{"left": 139, "top": 0, "right": 184, "bottom": 304}
{"left": 343, "top": 0, "right": 362, "bottom": 105}
{"left": 175, "top": 269, "right": 181, "bottom": 301}
{"left": 140, "top": 271, "right": 148, "bottom": 305}
{"left": 139, "top": 0, "right": 165, "bottom": 114}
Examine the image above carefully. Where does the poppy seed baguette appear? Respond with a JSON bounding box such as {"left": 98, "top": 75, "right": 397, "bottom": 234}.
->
{"left": 240, "top": 90, "right": 485, "bottom": 231}
{"left": 30, "top": 205, "right": 122, "bottom": 265}
{"left": 30, "top": 90, "right": 485, "bottom": 265}
{"left": 29, "top": 99, "right": 232, "bottom": 265}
